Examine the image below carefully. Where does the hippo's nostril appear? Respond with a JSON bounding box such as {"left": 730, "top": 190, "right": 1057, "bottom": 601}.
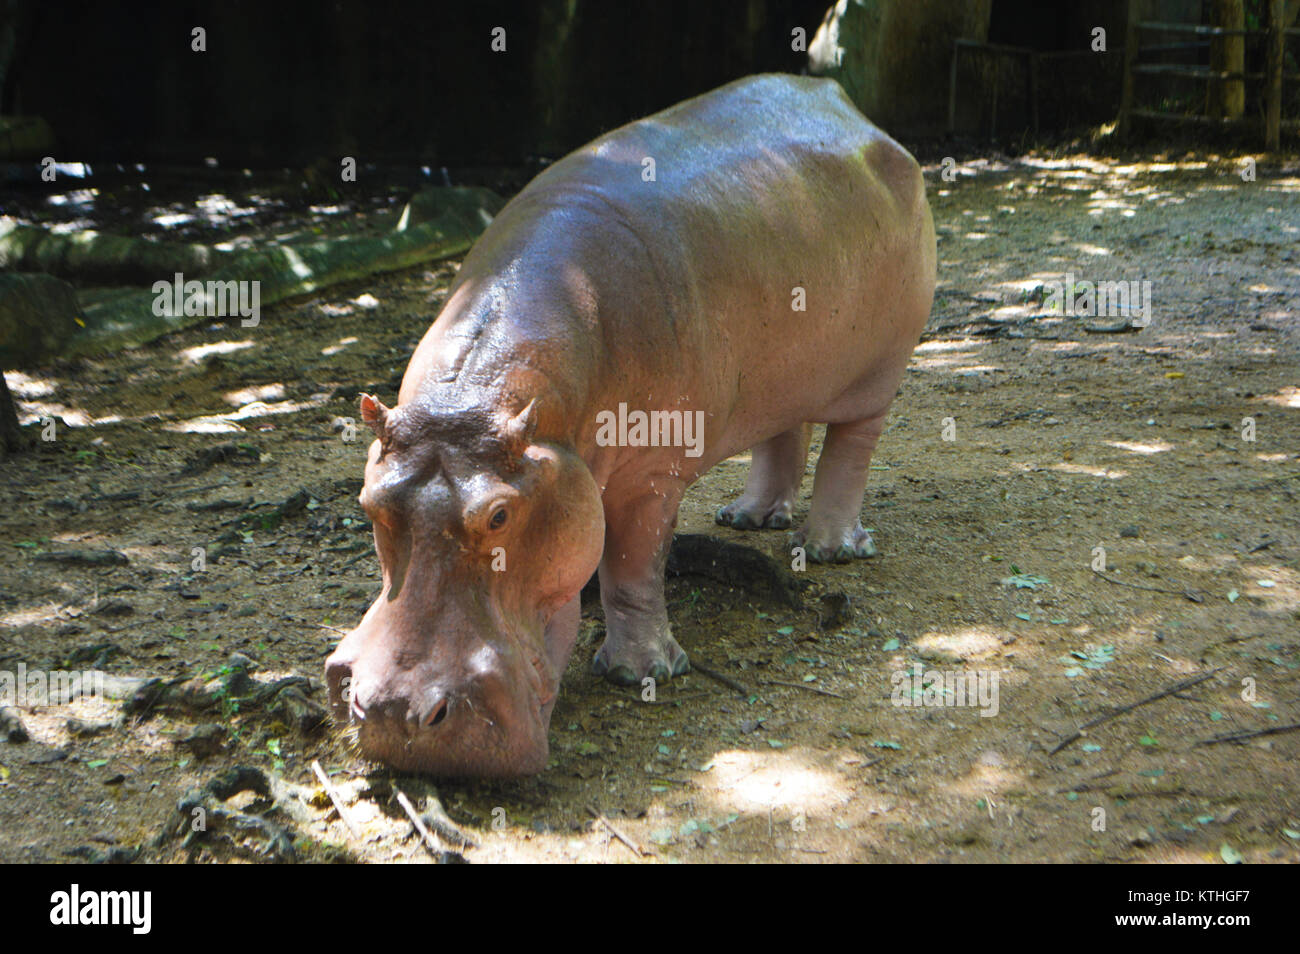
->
{"left": 424, "top": 698, "right": 449, "bottom": 728}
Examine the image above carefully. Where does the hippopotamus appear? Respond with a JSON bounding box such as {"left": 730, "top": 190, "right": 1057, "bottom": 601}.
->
{"left": 325, "top": 73, "right": 936, "bottom": 777}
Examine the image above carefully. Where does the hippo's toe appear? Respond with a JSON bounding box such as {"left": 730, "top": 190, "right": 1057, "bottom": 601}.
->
{"left": 592, "top": 633, "right": 690, "bottom": 687}
{"left": 792, "top": 524, "right": 877, "bottom": 563}
{"left": 716, "top": 498, "right": 793, "bottom": 531}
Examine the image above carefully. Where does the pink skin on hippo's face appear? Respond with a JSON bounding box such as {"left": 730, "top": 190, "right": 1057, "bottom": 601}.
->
{"left": 324, "top": 393, "right": 604, "bottom": 777}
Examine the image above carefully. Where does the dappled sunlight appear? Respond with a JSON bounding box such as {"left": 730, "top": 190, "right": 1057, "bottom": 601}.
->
{"left": 14, "top": 400, "right": 92, "bottom": 427}
{"left": 0, "top": 602, "right": 67, "bottom": 628}
{"left": 1031, "top": 461, "right": 1128, "bottom": 479}
{"left": 702, "top": 749, "right": 849, "bottom": 813}
{"left": 1106, "top": 440, "right": 1173, "bottom": 455}
{"left": 942, "top": 750, "right": 1026, "bottom": 800}
{"left": 223, "top": 383, "right": 286, "bottom": 406}
{"left": 321, "top": 335, "right": 359, "bottom": 356}
{"left": 914, "top": 337, "right": 987, "bottom": 354}
{"left": 1237, "top": 565, "right": 1298, "bottom": 611}
{"left": 161, "top": 396, "right": 328, "bottom": 433}
{"left": 1259, "top": 386, "right": 1300, "bottom": 409}
{"left": 1073, "top": 243, "right": 1112, "bottom": 257}
{"left": 3, "top": 371, "right": 57, "bottom": 399}
{"left": 910, "top": 349, "right": 989, "bottom": 371}
{"left": 176, "top": 339, "right": 255, "bottom": 365}
{"left": 913, "top": 626, "right": 1003, "bottom": 661}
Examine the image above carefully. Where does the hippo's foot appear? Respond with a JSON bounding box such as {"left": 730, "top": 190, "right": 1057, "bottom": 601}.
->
{"left": 790, "top": 521, "right": 877, "bottom": 563}
{"left": 715, "top": 496, "right": 793, "bottom": 530}
{"left": 592, "top": 632, "right": 690, "bottom": 686}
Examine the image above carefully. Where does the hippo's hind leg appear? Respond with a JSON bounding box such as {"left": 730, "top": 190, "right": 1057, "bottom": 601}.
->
{"left": 593, "top": 481, "right": 690, "bottom": 686}
{"left": 715, "top": 423, "right": 811, "bottom": 530}
{"left": 791, "top": 411, "right": 888, "bottom": 563}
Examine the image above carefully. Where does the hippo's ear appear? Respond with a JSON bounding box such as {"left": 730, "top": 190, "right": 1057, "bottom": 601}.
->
{"left": 359, "top": 393, "right": 390, "bottom": 438}
{"left": 501, "top": 398, "right": 538, "bottom": 458}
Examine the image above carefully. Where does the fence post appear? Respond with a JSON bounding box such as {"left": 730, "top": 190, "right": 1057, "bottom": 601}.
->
{"left": 1266, "top": 0, "right": 1284, "bottom": 150}
{"left": 1118, "top": 0, "right": 1141, "bottom": 137}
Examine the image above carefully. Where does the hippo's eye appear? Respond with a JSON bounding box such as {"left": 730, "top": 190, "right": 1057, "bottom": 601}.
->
{"left": 488, "top": 506, "right": 508, "bottom": 531}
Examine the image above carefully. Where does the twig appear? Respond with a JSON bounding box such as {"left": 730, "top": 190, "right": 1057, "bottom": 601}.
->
{"left": 1091, "top": 568, "right": 1204, "bottom": 603}
{"left": 316, "top": 623, "right": 350, "bottom": 636}
{"left": 311, "top": 760, "right": 360, "bottom": 840}
{"left": 689, "top": 660, "right": 752, "bottom": 696}
{"left": 416, "top": 790, "right": 479, "bottom": 849}
{"left": 760, "top": 679, "right": 845, "bottom": 699}
{"left": 1048, "top": 670, "right": 1220, "bottom": 756}
{"left": 587, "top": 806, "right": 647, "bottom": 857}
{"left": 395, "top": 788, "right": 464, "bottom": 862}
{"left": 1195, "top": 721, "right": 1300, "bottom": 747}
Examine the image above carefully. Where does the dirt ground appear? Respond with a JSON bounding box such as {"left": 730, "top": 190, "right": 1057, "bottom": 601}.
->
{"left": 1, "top": 150, "right": 1297, "bottom": 864}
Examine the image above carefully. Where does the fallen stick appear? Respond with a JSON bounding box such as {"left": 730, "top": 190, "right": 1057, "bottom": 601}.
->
{"left": 395, "top": 788, "right": 465, "bottom": 862}
{"left": 1195, "top": 721, "right": 1300, "bottom": 747}
{"left": 689, "top": 660, "right": 752, "bottom": 697}
{"left": 1091, "top": 568, "right": 1204, "bottom": 603}
{"left": 1048, "top": 670, "right": 1221, "bottom": 756}
{"left": 587, "top": 806, "right": 647, "bottom": 857}
{"left": 417, "top": 790, "right": 479, "bottom": 850}
{"left": 760, "top": 679, "right": 845, "bottom": 699}
{"left": 311, "top": 760, "right": 360, "bottom": 840}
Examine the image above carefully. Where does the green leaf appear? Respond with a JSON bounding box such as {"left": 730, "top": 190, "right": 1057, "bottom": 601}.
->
{"left": 871, "top": 740, "right": 901, "bottom": 750}
{"left": 882, "top": 637, "right": 900, "bottom": 651}
{"left": 1002, "top": 573, "right": 1049, "bottom": 589}
{"left": 86, "top": 759, "right": 109, "bottom": 768}
{"left": 1139, "top": 735, "right": 1158, "bottom": 746}
{"left": 1219, "top": 843, "right": 1244, "bottom": 865}
{"left": 766, "top": 739, "right": 785, "bottom": 749}
{"left": 1283, "top": 829, "right": 1300, "bottom": 840}
{"left": 1227, "top": 590, "right": 1239, "bottom": 603}
{"left": 575, "top": 741, "right": 599, "bottom": 756}
{"left": 776, "top": 626, "right": 794, "bottom": 636}
{"left": 650, "top": 828, "right": 675, "bottom": 845}
{"left": 1196, "top": 815, "right": 1215, "bottom": 825}
{"left": 1210, "top": 711, "right": 1224, "bottom": 722}
{"left": 1015, "top": 612, "right": 1032, "bottom": 621}
{"left": 1081, "top": 743, "right": 1102, "bottom": 752}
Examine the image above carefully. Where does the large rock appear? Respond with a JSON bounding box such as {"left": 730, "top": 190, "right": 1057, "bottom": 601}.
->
{"left": 809, "top": 0, "right": 991, "bottom": 133}
{"left": 0, "top": 272, "right": 85, "bottom": 369}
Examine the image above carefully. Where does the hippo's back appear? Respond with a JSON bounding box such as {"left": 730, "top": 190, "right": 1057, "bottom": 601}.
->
{"left": 521, "top": 74, "right": 924, "bottom": 240}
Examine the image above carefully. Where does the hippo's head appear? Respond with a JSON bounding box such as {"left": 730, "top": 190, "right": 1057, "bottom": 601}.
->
{"left": 325, "top": 391, "right": 604, "bottom": 777}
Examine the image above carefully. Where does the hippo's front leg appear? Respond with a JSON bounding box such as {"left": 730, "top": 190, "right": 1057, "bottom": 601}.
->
{"left": 592, "top": 481, "right": 690, "bottom": 686}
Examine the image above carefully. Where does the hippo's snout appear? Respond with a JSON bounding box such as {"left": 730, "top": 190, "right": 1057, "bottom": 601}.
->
{"left": 324, "top": 624, "right": 553, "bottom": 778}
